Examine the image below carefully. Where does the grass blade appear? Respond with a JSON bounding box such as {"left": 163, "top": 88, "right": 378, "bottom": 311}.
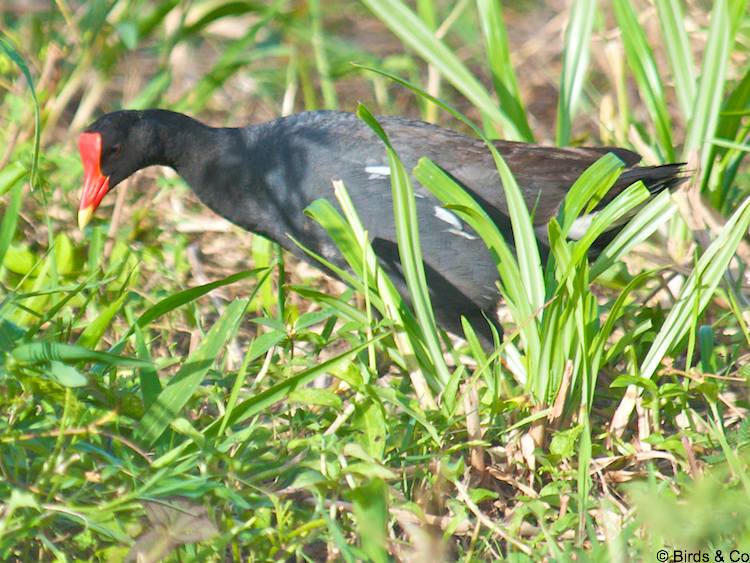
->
{"left": 225, "top": 335, "right": 386, "bottom": 426}
{"left": 357, "top": 103, "right": 451, "bottom": 387}
{"left": 556, "top": 153, "right": 624, "bottom": 238}
{"left": 359, "top": 0, "right": 528, "bottom": 139}
{"left": 0, "top": 176, "right": 25, "bottom": 270}
{"left": 556, "top": 0, "right": 596, "bottom": 146}
{"left": 569, "top": 182, "right": 650, "bottom": 266}
{"left": 413, "top": 158, "right": 528, "bottom": 320}
{"left": 12, "top": 341, "right": 150, "bottom": 368}
{"left": 476, "top": 0, "right": 533, "bottom": 141}
{"left": 129, "top": 269, "right": 264, "bottom": 334}
{"left": 590, "top": 190, "right": 676, "bottom": 280}
{"left": 613, "top": 0, "right": 675, "bottom": 160}
{"left": 137, "top": 299, "right": 249, "bottom": 445}
{"left": 640, "top": 195, "right": 750, "bottom": 380}
{"left": 310, "top": 0, "right": 338, "bottom": 109}
{"left": 683, "top": 0, "right": 731, "bottom": 190}
{"left": 0, "top": 34, "right": 40, "bottom": 187}
{"left": 655, "top": 0, "right": 696, "bottom": 119}
{"left": 77, "top": 292, "right": 129, "bottom": 349}
{"left": 133, "top": 321, "right": 162, "bottom": 411}
{"left": 356, "top": 65, "right": 546, "bottom": 319}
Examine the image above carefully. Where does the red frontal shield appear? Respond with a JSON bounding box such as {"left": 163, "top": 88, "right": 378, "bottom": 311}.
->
{"left": 78, "top": 132, "right": 110, "bottom": 229}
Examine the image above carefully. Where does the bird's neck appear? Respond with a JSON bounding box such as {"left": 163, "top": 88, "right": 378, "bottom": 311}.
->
{"left": 142, "top": 110, "right": 223, "bottom": 172}
{"left": 143, "top": 110, "right": 260, "bottom": 229}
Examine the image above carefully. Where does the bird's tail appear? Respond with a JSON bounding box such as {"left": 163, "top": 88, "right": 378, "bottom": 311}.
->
{"left": 568, "top": 163, "right": 689, "bottom": 242}
{"left": 619, "top": 163, "right": 690, "bottom": 195}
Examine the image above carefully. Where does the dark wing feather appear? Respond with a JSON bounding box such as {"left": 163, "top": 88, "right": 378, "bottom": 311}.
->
{"left": 364, "top": 115, "right": 683, "bottom": 225}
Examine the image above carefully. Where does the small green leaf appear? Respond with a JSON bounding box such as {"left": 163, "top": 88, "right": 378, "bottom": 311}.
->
{"left": 549, "top": 424, "right": 584, "bottom": 459}
{"left": 353, "top": 398, "right": 386, "bottom": 460}
{"left": 468, "top": 487, "right": 499, "bottom": 504}
{"left": 289, "top": 388, "right": 342, "bottom": 409}
{"left": 610, "top": 375, "right": 658, "bottom": 397}
{"left": 47, "top": 361, "right": 87, "bottom": 387}
{"left": 3, "top": 244, "right": 36, "bottom": 275}
{"left": 115, "top": 21, "right": 139, "bottom": 50}
{"left": 344, "top": 462, "right": 397, "bottom": 480}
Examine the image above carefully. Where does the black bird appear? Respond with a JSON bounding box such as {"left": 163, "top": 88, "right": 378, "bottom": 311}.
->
{"left": 78, "top": 109, "right": 684, "bottom": 348}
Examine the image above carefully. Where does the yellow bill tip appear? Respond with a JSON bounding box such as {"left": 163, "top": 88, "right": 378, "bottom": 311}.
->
{"left": 78, "top": 206, "right": 94, "bottom": 230}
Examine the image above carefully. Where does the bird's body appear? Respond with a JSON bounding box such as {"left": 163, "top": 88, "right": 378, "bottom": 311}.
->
{"left": 78, "top": 109, "right": 685, "bottom": 347}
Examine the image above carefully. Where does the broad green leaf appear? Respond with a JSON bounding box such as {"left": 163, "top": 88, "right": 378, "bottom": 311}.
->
{"left": 3, "top": 243, "right": 34, "bottom": 275}
{"left": 549, "top": 424, "right": 584, "bottom": 459}
{"left": 289, "top": 387, "right": 342, "bottom": 409}
{"left": 353, "top": 398, "right": 386, "bottom": 460}
{"left": 52, "top": 234, "right": 74, "bottom": 276}
{"left": 348, "top": 478, "right": 389, "bottom": 563}
{"left": 610, "top": 375, "right": 659, "bottom": 396}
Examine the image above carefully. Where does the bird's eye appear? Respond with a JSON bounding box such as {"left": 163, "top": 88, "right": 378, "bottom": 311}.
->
{"left": 109, "top": 143, "right": 121, "bottom": 157}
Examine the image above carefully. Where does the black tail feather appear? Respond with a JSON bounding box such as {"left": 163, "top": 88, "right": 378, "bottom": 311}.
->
{"left": 620, "top": 163, "right": 690, "bottom": 195}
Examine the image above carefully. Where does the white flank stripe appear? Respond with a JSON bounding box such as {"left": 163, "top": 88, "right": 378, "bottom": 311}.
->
{"left": 567, "top": 212, "right": 598, "bottom": 240}
{"left": 433, "top": 206, "right": 463, "bottom": 230}
{"left": 365, "top": 165, "right": 391, "bottom": 179}
{"left": 449, "top": 228, "right": 477, "bottom": 240}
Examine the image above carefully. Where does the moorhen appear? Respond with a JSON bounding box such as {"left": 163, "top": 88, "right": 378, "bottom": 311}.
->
{"left": 77, "top": 109, "right": 684, "bottom": 348}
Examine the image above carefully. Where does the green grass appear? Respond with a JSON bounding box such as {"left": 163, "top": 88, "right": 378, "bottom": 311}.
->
{"left": 1, "top": 0, "right": 750, "bottom": 560}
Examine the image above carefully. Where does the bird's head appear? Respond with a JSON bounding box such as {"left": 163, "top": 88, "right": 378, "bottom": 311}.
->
{"left": 77, "top": 110, "right": 160, "bottom": 229}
